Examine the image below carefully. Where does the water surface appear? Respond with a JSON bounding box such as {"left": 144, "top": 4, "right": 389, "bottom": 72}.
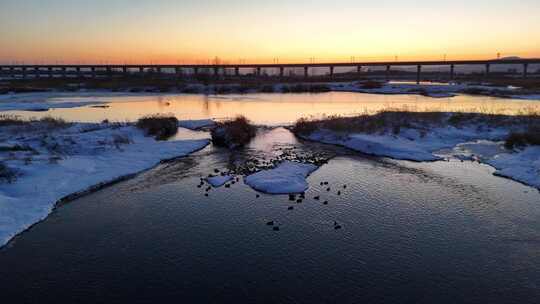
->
{"left": 7, "top": 92, "right": 540, "bottom": 125}
{"left": 1, "top": 127, "right": 539, "bottom": 303}
{"left": 1, "top": 93, "right": 540, "bottom": 303}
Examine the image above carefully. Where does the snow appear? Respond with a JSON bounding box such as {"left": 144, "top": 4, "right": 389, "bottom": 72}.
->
{"left": 330, "top": 81, "right": 540, "bottom": 100}
{"left": 511, "top": 94, "right": 540, "bottom": 100}
{"left": 304, "top": 123, "right": 540, "bottom": 189}
{"left": 486, "top": 146, "right": 540, "bottom": 188}
{"left": 0, "top": 98, "right": 106, "bottom": 111}
{"left": 206, "top": 175, "right": 233, "bottom": 187}
{"left": 244, "top": 161, "right": 318, "bottom": 194}
{"left": 307, "top": 125, "right": 506, "bottom": 162}
{"left": 0, "top": 123, "right": 209, "bottom": 247}
{"left": 178, "top": 119, "right": 216, "bottom": 130}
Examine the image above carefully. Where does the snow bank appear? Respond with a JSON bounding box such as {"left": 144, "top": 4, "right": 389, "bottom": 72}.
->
{"left": 307, "top": 125, "right": 506, "bottom": 162}
{"left": 244, "top": 161, "right": 318, "bottom": 194}
{"left": 487, "top": 146, "right": 540, "bottom": 188}
{"left": 206, "top": 175, "right": 233, "bottom": 187}
{"left": 0, "top": 123, "right": 209, "bottom": 247}
{"left": 330, "top": 81, "right": 540, "bottom": 100}
{"left": 178, "top": 119, "right": 216, "bottom": 130}
{"left": 304, "top": 126, "right": 540, "bottom": 189}
{"left": 0, "top": 98, "right": 106, "bottom": 111}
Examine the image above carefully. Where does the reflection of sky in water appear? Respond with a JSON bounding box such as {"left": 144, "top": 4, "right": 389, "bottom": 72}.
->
{"left": 6, "top": 92, "right": 540, "bottom": 125}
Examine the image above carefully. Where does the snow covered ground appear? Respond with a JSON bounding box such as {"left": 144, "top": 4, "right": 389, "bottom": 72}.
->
{"left": 329, "top": 81, "right": 539, "bottom": 99}
{"left": 178, "top": 119, "right": 216, "bottom": 130}
{"left": 302, "top": 122, "right": 540, "bottom": 189}
{"left": 0, "top": 122, "right": 209, "bottom": 247}
{"left": 206, "top": 175, "right": 233, "bottom": 187}
{"left": 244, "top": 161, "right": 318, "bottom": 194}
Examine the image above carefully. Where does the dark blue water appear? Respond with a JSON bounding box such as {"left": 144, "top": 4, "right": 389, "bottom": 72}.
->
{"left": 1, "top": 128, "right": 540, "bottom": 303}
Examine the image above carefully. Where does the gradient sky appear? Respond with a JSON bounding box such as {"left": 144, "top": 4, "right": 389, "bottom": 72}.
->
{"left": 1, "top": 0, "right": 539, "bottom": 64}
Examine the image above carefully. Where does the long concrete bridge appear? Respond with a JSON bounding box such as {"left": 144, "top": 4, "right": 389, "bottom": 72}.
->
{"left": 1, "top": 58, "right": 539, "bottom": 83}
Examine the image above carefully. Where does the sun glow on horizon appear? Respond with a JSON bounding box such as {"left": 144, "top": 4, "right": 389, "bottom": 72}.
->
{"left": 1, "top": 0, "right": 540, "bottom": 64}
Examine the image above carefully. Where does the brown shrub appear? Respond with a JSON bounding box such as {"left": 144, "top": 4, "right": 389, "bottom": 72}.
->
{"left": 211, "top": 116, "right": 256, "bottom": 148}
{"left": 505, "top": 127, "right": 540, "bottom": 149}
{"left": 359, "top": 81, "right": 383, "bottom": 89}
{"left": 136, "top": 114, "right": 178, "bottom": 140}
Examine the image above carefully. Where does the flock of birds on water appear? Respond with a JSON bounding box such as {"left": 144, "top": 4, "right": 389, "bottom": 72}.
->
{"left": 195, "top": 168, "right": 348, "bottom": 232}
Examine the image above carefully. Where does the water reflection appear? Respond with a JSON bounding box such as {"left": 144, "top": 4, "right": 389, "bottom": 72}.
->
{"left": 6, "top": 92, "right": 540, "bottom": 125}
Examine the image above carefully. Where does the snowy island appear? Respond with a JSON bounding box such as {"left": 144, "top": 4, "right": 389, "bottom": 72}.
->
{"left": 0, "top": 115, "right": 210, "bottom": 247}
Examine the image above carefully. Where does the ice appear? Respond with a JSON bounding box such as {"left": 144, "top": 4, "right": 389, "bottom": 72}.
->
{"left": 244, "top": 161, "right": 318, "bottom": 194}
{"left": 206, "top": 175, "right": 233, "bottom": 187}
{"left": 178, "top": 119, "right": 216, "bottom": 130}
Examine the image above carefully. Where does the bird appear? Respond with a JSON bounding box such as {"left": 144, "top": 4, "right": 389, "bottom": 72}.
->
{"left": 266, "top": 221, "right": 274, "bottom": 226}
{"left": 288, "top": 206, "right": 294, "bottom": 210}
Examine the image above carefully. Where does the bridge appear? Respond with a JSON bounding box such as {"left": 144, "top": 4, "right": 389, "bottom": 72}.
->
{"left": 1, "top": 58, "right": 539, "bottom": 84}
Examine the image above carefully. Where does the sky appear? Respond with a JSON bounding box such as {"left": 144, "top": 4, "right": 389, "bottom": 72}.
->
{"left": 1, "top": 0, "right": 540, "bottom": 64}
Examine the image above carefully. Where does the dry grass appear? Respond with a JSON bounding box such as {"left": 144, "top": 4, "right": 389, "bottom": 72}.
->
{"left": 292, "top": 109, "right": 540, "bottom": 137}
{"left": 0, "top": 114, "right": 70, "bottom": 129}
{"left": 281, "top": 84, "right": 331, "bottom": 93}
{"left": 505, "top": 127, "right": 540, "bottom": 149}
{"left": 359, "top": 81, "right": 384, "bottom": 89}
{"left": 293, "top": 111, "right": 447, "bottom": 135}
{"left": 136, "top": 114, "right": 178, "bottom": 140}
{"left": 211, "top": 115, "right": 256, "bottom": 148}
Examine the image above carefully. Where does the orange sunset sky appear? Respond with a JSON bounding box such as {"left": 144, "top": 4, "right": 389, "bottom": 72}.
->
{"left": 1, "top": 0, "right": 539, "bottom": 64}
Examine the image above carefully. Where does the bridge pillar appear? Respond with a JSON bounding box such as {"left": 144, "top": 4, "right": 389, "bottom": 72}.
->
{"left": 450, "top": 64, "right": 455, "bottom": 80}
{"left": 22, "top": 67, "right": 26, "bottom": 79}
{"left": 304, "top": 66, "right": 309, "bottom": 78}
{"left": 235, "top": 67, "right": 240, "bottom": 77}
{"left": 76, "top": 67, "right": 81, "bottom": 78}
{"left": 156, "top": 67, "right": 162, "bottom": 75}
{"left": 61, "top": 67, "right": 67, "bottom": 78}
{"left": 416, "top": 65, "right": 422, "bottom": 84}
{"left": 175, "top": 67, "right": 181, "bottom": 79}
{"left": 485, "top": 64, "right": 490, "bottom": 78}
{"left": 35, "top": 67, "right": 40, "bottom": 78}
{"left": 256, "top": 67, "right": 261, "bottom": 77}
{"left": 106, "top": 66, "right": 112, "bottom": 77}
{"left": 329, "top": 66, "right": 334, "bottom": 78}
{"left": 280, "top": 67, "right": 284, "bottom": 78}
{"left": 357, "top": 66, "right": 362, "bottom": 74}
{"left": 214, "top": 67, "right": 219, "bottom": 78}
{"left": 523, "top": 63, "right": 528, "bottom": 79}
{"left": 48, "top": 67, "right": 53, "bottom": 78}
{"left": 385, "top": 65, "right": 390, "bottom": 82}
{"left": 91, "top": 67, "right": 96, "bottom": 78}
{"left": 122, "top": 66, "right": 128, "bottom": 76}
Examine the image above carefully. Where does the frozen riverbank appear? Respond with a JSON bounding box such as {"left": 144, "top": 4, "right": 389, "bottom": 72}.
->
{"left": 293, "top": 111, "right": 540, "bottom": 189}
{"left": 0, "top": 119, "right": 209, "bottom": 247}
